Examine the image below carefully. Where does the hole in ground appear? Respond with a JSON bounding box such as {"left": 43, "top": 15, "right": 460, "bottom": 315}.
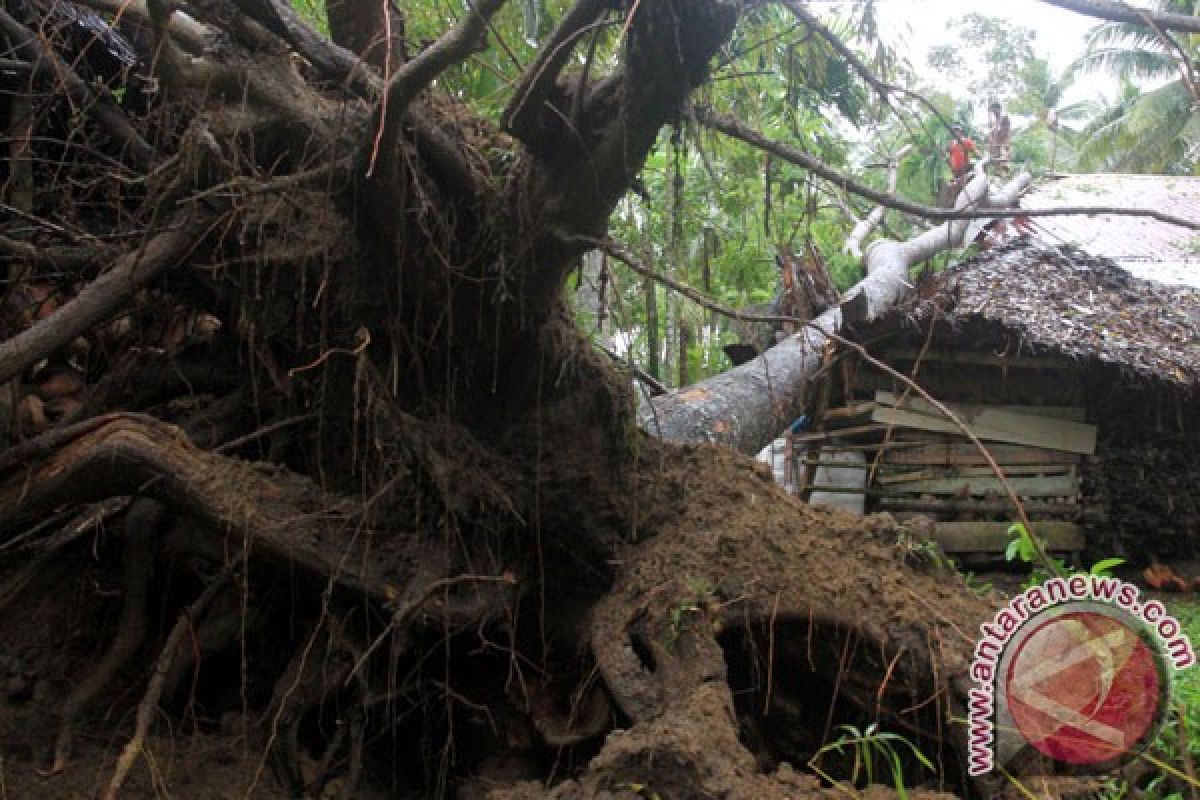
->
{"left": 719, "top": 613, "right": 969, "bottom": 796}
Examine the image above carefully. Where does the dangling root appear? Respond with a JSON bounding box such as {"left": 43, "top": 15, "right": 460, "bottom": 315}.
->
{"left": 103, "top": 564, "right": 234, "bottom": 800}
{"left": 260, "top": 613, "right": 364, "bottom": 796}
{"left": 50, "top": 500, "right": 160, "bottom": 773}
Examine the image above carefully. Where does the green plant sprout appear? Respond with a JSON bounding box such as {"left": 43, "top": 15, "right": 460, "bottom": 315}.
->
{"left": 808, "top": 722, "right": 933, "bottom": 799}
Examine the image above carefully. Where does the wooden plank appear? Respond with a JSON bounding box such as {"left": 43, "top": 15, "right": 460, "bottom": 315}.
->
{"left": 871, "top": 406, "right": 1097, "bottom": 455}
{"left": 823, "top": 402, "right": 876, "bottom": 422}
{"left": 882, "top": 443, "right": 1082, "bottom": 466}
{"left": 880, "top": 473, "right": 1078, "bottom": 498}
{"left": 790, "top": 423, "right": 888, "bottom": 444}
{"left": 931, "top": 522, "right": 1085, "bottom": 554}
{"left": 875, "top": 497, "right": 1080, "bottom": 514}
{"left": 882, "top": 347, "right": 1074, "bottom": 370}
{"left": 879, "top": 464, "right": 1071, "bottom": 483}
{"left": 875, "top": 392, "right": 1087, "bottom": 422}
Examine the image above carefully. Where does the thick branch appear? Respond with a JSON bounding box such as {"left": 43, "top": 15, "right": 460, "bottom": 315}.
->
{"left": 844, "top": 144, "right": 911, "bottom": 259}
{"left": 1039, "top": 0, "right": 1200, "bottom": 33}
{"left": 0, "top": 217, "right": 210, "bottom": 386}
{"left": 503, "top": 0, "right": 610, "bottom": 141}
{"left": 641, "top": 171, "right": 1031, "bottom": 454}
{"left": 698, "top": 108, "right": 1200, "bottom": 230}
{"left": 233, "top": 0, "right": 381, "bottom": 99}
{"left": 378, "top": 0, "right": 505, "bottom": 138}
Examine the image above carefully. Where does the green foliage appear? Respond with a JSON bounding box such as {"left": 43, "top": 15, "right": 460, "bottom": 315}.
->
{"left": 596, "top": 6, "right": 884, "bottom": 387}
{"left": 292, "top": 0, "right": 328, "bottom": 35}
{"left": 927, "top": 13, "right": 1037, "bottom": 108}
{"left": 809, "top": 722, "right": 934, "bottom": 798}
{"left": 1005, "top": 523, "right": 1123, "bottom": 583}
{"left": 666, "top": 576, "right": 718, "bottom": 644}
{"left": 1089, "top": 557, "right": 1126, "bottom": 577}
{"left": 1069, "top": 2, "right": 1200, "bottom": 174}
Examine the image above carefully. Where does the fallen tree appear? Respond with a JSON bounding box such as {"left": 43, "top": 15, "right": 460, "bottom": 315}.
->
{"left": 0, "top": 0, "right": 1178, "bottom": 798}
{"left": 643, "top": 156, "right": 1032, "bottom": 454}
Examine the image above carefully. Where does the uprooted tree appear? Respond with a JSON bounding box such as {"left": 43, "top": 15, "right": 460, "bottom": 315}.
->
{"left": 0, "top": 0, "right": 1192, "bottom": 798}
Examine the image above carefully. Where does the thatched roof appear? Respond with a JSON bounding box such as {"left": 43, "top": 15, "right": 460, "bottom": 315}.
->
{"left": 871, "top": 239, "right": 1200, "bottom": 388}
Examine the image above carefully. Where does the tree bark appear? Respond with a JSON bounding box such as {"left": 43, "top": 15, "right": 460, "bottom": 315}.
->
{"left": 642, "top": 170, "right": 1032, "bottom": 454}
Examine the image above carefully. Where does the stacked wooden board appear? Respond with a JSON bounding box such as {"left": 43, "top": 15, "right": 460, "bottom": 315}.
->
{"left": 792, "top": 391, "right": 1097, "bottom": 554}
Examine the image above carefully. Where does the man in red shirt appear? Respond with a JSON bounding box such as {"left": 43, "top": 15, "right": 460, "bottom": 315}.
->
{"left": 948, "top": 124, "right": 977, "bottom": 178}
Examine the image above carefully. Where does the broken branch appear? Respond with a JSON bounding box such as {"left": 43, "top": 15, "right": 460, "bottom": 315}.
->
{"left": 844, "top": 144, "right": 912, "bottom": 259}
{"left": 0, "top": 217, "right": 212, "bottom": 386}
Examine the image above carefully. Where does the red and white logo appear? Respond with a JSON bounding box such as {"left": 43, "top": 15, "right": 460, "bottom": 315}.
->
{"left": 967, "top": 576, "right": 1190, "bottom": 776}
{"left": 1004, "top": 609, "right": 1164, "bottom": 766}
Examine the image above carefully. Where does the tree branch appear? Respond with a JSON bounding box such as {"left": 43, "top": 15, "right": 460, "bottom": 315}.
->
{"left": 232, "top": 0, "right": 382, "bottom": 100}
{"left": 0, "top": 216, "right": 212, "bottom": 386}
{"left": 376, "top": 0, "right": 506, "bottom": 141}
{"left": 1039, "top": 0, "right": 1200, "bottom": 33}
{"left": 844, "top": 144, "right": 911, "bottom": 258}
{"left": 503, "top": 0, "right": 610, "bottom": 142}
{"left": 1136, "top": 9, "right": 1200, "bottom": 106}
{"left": 697, "top": 107, "right": 1200, "bottom": 230}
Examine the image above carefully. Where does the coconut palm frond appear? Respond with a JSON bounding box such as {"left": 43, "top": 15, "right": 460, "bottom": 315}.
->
{"left": 1083, "top": 21, "right": 1165, "bottom": 54}
{"left": 1076, "top": 80, "right": 1196, "bottom": 173}
{"left": 1069, "top": 46, "right": 1178, "bottom": 81}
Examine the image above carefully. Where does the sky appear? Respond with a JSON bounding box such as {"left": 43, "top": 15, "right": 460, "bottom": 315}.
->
{"left": 818, "top": 0, "right": 1118, "bottom": 111}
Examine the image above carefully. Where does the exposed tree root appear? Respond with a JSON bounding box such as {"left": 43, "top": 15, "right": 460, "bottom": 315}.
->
{"left": 103, "top": 563, "right": 233, "bottom": 800}
{"left": 0, "top": 414, "right": 397, "bottom": 600}
{"left": 50, "top": 500, "right": 160, "bottom": 773}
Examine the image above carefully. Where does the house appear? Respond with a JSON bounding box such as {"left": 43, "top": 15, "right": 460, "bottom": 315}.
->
{"left": 771, "top": 174, "right": 1200, "bottom": 562}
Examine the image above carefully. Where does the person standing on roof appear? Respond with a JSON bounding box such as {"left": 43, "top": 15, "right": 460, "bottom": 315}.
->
{"left": 988, "top": 101, "right": 1012, "bottom": 166}
{"left": 939, "top": 123, "right": 978, "bottom": 207}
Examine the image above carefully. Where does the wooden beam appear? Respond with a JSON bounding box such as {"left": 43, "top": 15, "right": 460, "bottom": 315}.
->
{"left": 882, "top": 443, "right": 1082, "bottom": 466}
{"left": 875, "top": 392, "right": 1087, "bottom": 422}
{"left": 878, "top": 464, "right": 1072, "bottom": 483}
{"left": 931, "top": 521, "right": 1085, "bottom": 554}
{"left": 871, "top": 405, "right": 1097, "bottom": 455}
{"left": 876, "top": 497, "right": 1080, "bottom": 514}
{"left": 823, "top": 401, "right": 876, "bottom": 421}
{"left": 790, "top": 423, "right": 889, "bottom": 444}
{"left": 881, "top": 347, "right": 1074, "bottom": 370}
{"left": 880, "top": 473, "right": 1078, "bottom": 498}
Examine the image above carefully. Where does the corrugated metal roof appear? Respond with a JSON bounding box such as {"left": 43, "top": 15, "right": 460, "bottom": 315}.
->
{"left": 1021, "top": 174, "right": 1200, "bottom": 287}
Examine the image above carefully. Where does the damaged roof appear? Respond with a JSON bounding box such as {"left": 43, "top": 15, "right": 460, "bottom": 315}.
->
{"left": 1020, "top": 173, "right": 1200, "bottom": 288}
{"left": 876, "top": 240, "right": 1200, "bottom": 388}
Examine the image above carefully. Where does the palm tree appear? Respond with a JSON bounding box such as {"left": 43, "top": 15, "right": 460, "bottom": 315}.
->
{"left": 1068, "top": 0, "right": 1200, "bottom": 174}
{"left": 1075, "top": 78, "right": 1199, "bottom": 173}
{"left": 1011, "top": 58, "right": 1096, "bottom": 172}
